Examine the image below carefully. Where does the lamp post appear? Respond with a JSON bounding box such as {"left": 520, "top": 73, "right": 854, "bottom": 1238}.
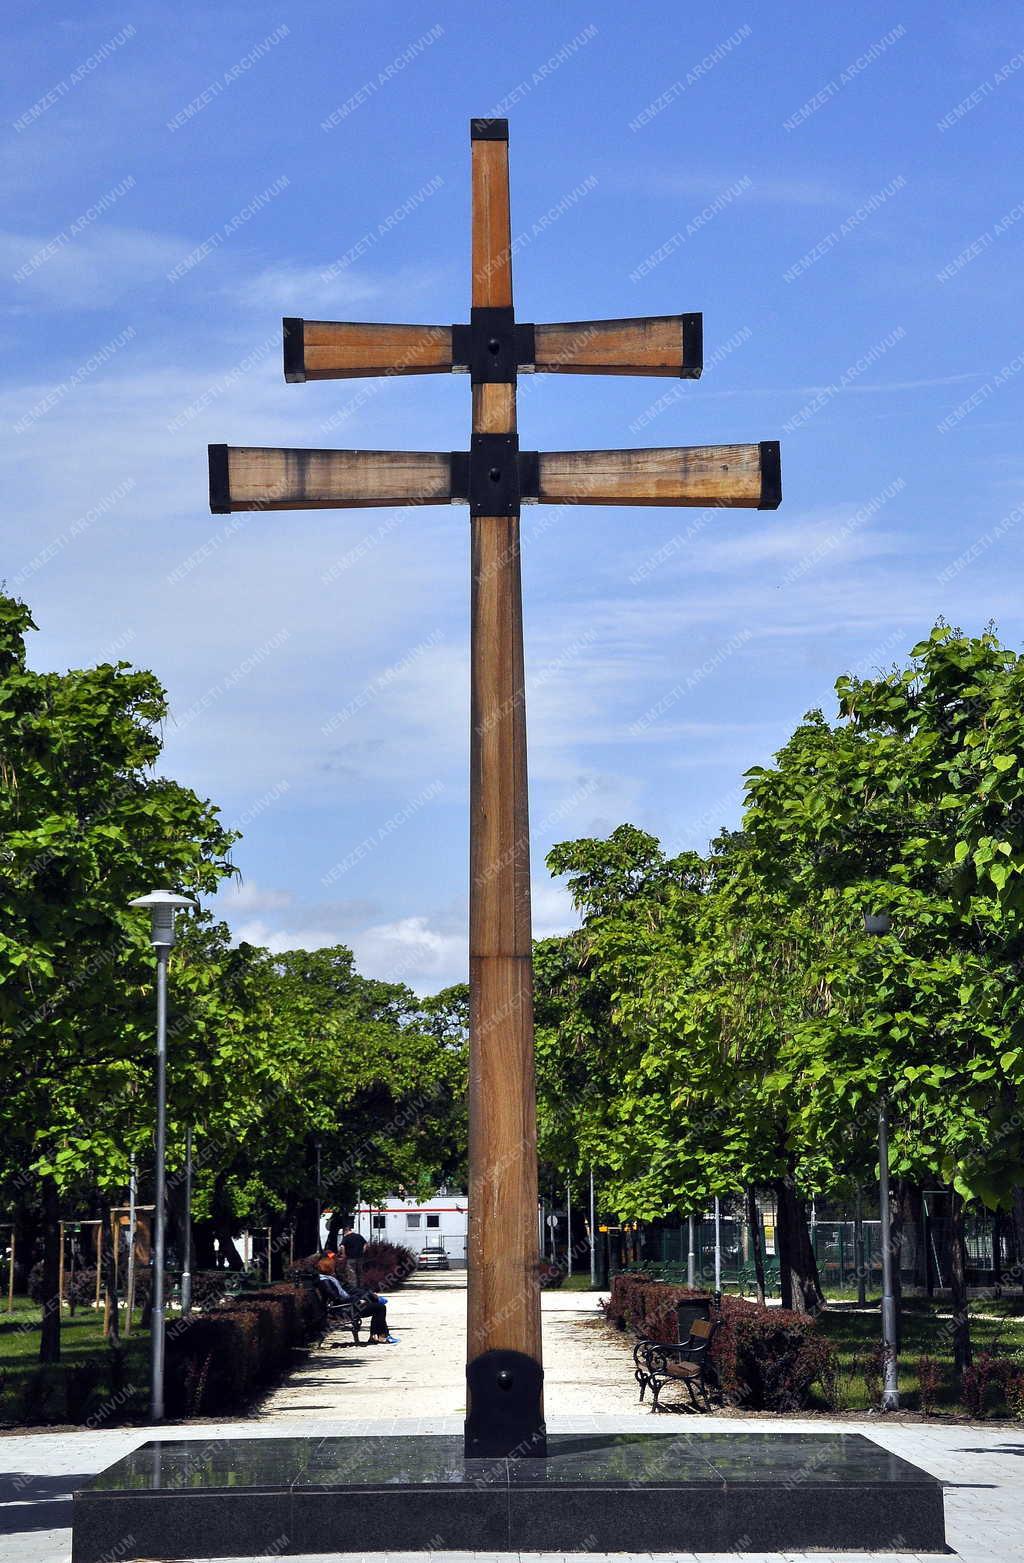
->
{"left": 589, "top": 1168, "right": 597, "bottom": 1288}
{"left": 687, "top": 1213, "right": 696, "bottom": 1288}
{"left": 129, "top": 890, "right": 193, "bottom": 1423}
{"left": 181, "top": 1125, "right": 193, "bottom": 1317}
{"left": 864, "top": 908, "right": 899, "bottom": 1411}
{"left": 713, "top": 1196, "right": 722, "bottom": 1293}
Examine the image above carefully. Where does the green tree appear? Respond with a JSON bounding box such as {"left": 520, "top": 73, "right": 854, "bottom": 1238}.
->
{"left": 0, "top": 595, "right": 236, "bottom": 1358}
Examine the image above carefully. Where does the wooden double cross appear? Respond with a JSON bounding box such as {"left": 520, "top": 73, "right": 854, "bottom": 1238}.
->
{"left": 208, "top": 117, "right": 780, "bottom": 1459}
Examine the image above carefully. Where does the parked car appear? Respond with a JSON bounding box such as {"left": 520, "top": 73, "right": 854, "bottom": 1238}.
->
{"left": 417, "top": 1246, "right": 450, "bottom": 1270}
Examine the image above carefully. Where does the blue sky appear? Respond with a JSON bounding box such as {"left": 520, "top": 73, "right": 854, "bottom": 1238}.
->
{"left": 3, "top": 0, "right": 1022, "bottom": 990}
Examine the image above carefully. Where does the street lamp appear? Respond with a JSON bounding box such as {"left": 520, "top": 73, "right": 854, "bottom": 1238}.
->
{"left": 182, "top": 1124, "right": 193, "bottom": 1317}
{"left": 129, "top": 889, "right": 194, "bottom": 1423}
{"left": 863, "top": 907, "right": 899, "bottom": 1411}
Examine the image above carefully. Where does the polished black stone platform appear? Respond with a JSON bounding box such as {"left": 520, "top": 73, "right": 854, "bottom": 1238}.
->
{"left": 72, "top": 1432, "right": 947, "bottom": 1560}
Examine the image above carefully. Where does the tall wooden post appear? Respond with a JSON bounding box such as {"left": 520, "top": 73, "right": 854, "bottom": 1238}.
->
{"left": 465, "top": 119, "right": 545, "bottom": 1458}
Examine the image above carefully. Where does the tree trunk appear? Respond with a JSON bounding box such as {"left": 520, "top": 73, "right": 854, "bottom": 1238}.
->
{"left": 325, "top": 1209, "right": 343, "bottom": 1253}
{"left": 103, "top": 1220, "right": 119, "bottom": 1343}
{"left": 215, "top": 1217, "right": 244, "bottom": 1271}
{"left": 12, "top": 1200, "right": 37, "bottom": 1294}
{"left": 193, "top": 1217, "right": 217, "bottom": 1269}
{"left": 950, "top": 1188, "right": 972, "bottom": 1372}
{"left": 746, "top": 1186, "right": 766, "bottom": 1306}
{"left": 269, "top": 1213, "right": 286, "bottom": 1281}
{"left": 773, "top": 1171, "right": 824, "bottom": 1314}
{"left": 211, "top": 1173, "right": 244, "bottom": 1270}
{"left": 292, "top": 1135, "right": 321, "bottom": 1258}
{"left": 1011, "top": 1187, "right": 1024, "bottom": 1278}
{"left": 773, "top": 1182, "right": 793, "bottom": 1310}
{"left": 901, "top": 1181, "right": 926, "bottom": 1290}
{"left": 67, "top": 1234, "right": 77, "bottom": 1317}
{"left": 38, "top": 1176, "right": 61, "bottom": 1364}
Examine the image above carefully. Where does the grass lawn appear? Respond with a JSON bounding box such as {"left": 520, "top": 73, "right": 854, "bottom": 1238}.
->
{"left": 817, "top": 1299, "right": 1024, "bottom": 1415}
{"left": 0, "top": 1299, "right": 150, "bottom": 1425}
{"left": 559, "top": 1274, "right": 604, "bottom": 1292}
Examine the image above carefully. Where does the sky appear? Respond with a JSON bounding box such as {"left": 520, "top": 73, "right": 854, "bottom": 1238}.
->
{"left": 2, "top": 0, "right": 1022, "bottom": 992}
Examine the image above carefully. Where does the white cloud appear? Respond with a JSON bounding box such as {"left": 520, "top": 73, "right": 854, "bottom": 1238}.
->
{"left": 233, "top": 261, "right": 450, "bottom": 316}
{"left": 1, "top": 226, "right": 193, "bottom": 310}
{"left": 531, "top": 880, "right": 579, "bottom": 939}
{"left": 220, "top": 879, "right": 294, "bottom": 914}
{"left": 232, "top": 264, "right": 383, "bottom": 314}
{"left": 349, "top": 915, "right": 464, "bottom": 989}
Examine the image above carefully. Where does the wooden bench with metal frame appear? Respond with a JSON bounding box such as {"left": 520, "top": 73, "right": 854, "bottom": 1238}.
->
{"left": 635, "top": 1317, "right": 722, "bottom": 1412}
{"left": 632, "top": 1294, "right": 712, "bottom": 1402}
{"left": 310, "top": 1274, "right": 364, "bottom": 1346}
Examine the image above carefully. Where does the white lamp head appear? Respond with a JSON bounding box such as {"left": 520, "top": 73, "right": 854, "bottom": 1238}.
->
{"left": 129, "top": 890, "right": 196, "bottom": 947}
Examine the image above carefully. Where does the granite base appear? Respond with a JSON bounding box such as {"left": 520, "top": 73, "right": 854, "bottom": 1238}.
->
{"left": 72, "top": 1431, "right": 947, "bottom": 1560}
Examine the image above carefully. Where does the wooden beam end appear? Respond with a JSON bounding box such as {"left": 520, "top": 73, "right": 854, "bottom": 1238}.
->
{"left": 758, "top": 441, "right": 782, "bottom": 510}
{"left": 283, "top": 318, "right": 305, "bottom": 383}
{"left": 208, "top": 444, "right": 231, "bottom": 513}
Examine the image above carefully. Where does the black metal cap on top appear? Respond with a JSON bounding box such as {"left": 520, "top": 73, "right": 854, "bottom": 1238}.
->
{"left": 471, "top": 117, "right": 509, "bottom": 140}
{"left": 681, "top": 312, "right": 703, "bottom": 379}
{"left": 283, "top": 317, "right": 305, "bottom": 383}
{"left": 208, "top": 444, "right": 231, "bottom": 514}
{"left": 758, "top": 441, "right": 782, "bottom": 510}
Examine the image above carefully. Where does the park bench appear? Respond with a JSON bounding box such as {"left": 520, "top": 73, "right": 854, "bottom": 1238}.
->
{"left": 636, "top": 1318, "right": 722, "bottom": 1412}
{"left": 633, "top": 1297, "right": 722, "bottom": 1412}
{"left": 298, "top": 1272, "right": 364, "bottom": 1346}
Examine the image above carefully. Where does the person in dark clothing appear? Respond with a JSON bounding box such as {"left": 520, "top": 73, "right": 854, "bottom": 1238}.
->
{"left": 341, "top": 1227, "right": 367, "bottom": 1282}
{"left": 318, "top": 1256, "right": 389, "bottom": 1342}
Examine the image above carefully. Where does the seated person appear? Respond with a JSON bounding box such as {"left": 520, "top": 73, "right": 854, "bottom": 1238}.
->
{"left": 317, "top": 1255, "right": 390, "bottom": 1342}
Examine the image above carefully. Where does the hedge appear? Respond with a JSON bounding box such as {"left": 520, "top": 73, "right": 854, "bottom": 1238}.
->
{"left": 165, "top": 1281, "right": 323, "bottom": 1416}
{"left": 605, "top": 1274, "right": 835, "bottom": 1412}
{"left": 28, "top": 1260, "right": 101, "bottom": 1309}
{"left": 289, "top": 1241, "right": 418, "bottom": 1293}
{"left": 360, "top": 1240, "right": 418, "bottom": 1291}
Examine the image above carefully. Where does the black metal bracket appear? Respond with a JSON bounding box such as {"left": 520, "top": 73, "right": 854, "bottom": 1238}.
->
{"left": 450, "top": 441, "right": 540, "bottom": 515}
{"left": 208, "top": 444, "right": 230, "bottom": 514}
{"left": 465, "top": 1348, "right": 547, "bottom": 1459}
{"left": 758, "top": 441, "right": 782, "bottom": 510}
{"left": 282, "top": 317, "right": 305, "bottom": 383}
{"left": 681, "top": 312, "right": 703, "bottom": 379}
{"left": 451, "top": 310, "right": 536, "bottom": 382}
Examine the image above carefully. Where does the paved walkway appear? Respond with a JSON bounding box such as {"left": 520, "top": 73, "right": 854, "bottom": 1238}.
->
{"left": 1, "top": 1273, "right": 1023, "bottom": 1562}
{"left": 258, "top": 1272, "right": 640, "bottom": 1421}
